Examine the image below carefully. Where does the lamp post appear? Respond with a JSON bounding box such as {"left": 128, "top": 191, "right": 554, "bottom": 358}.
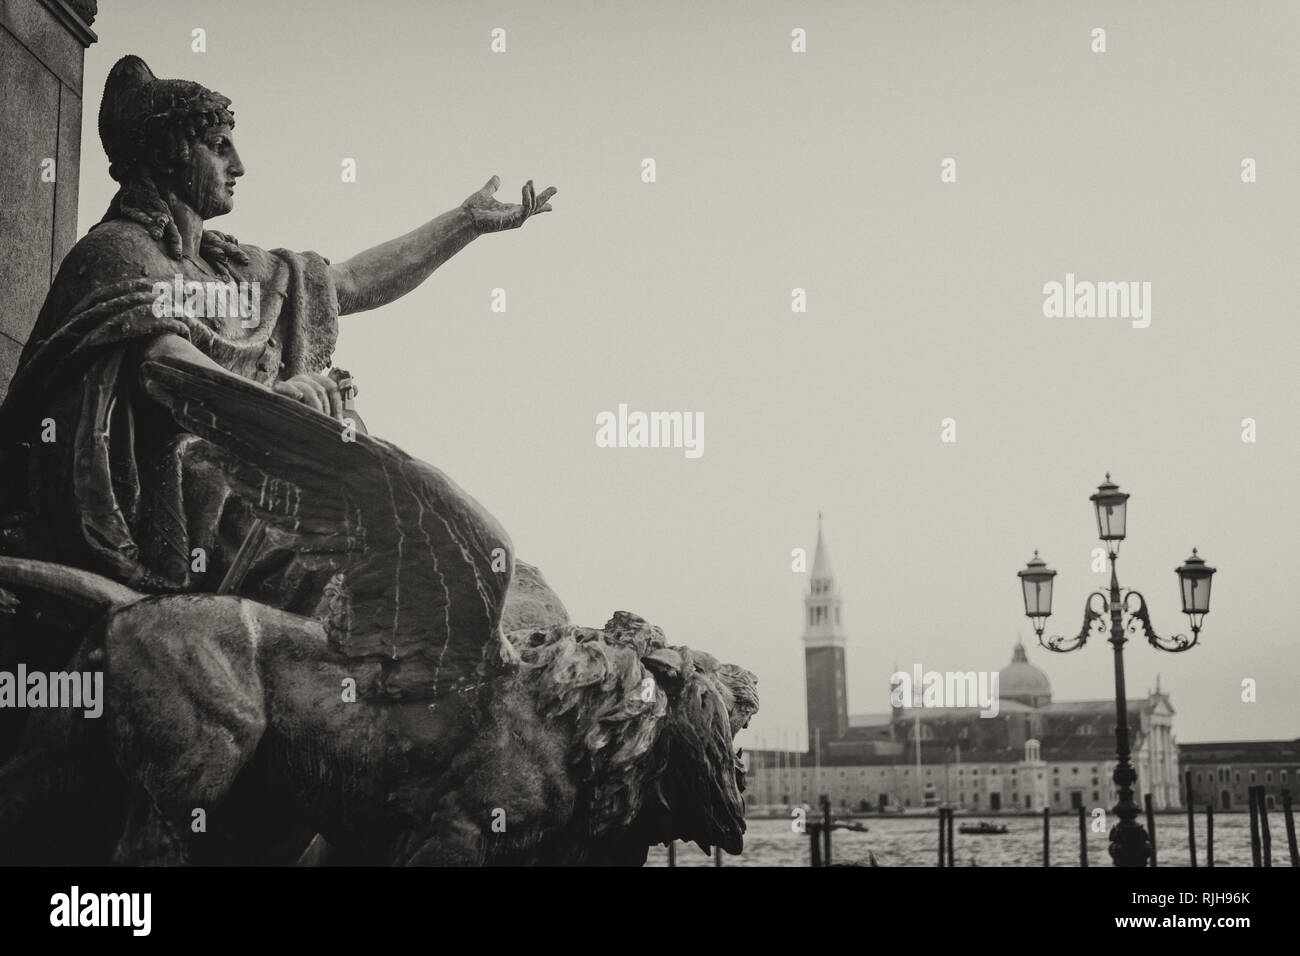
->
{"left": 1017, "top": 475, "right": 1216, "bottom": 867}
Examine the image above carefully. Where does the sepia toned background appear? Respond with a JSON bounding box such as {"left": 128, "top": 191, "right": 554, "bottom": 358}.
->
{"left": 68, "top": 0, "right": 1300, "bottom": 748}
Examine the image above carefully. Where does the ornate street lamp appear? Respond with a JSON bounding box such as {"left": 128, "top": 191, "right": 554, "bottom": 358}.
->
{"left": 1176, "top": 548, "right": 1216, "bottom": 637}
{"left": 1089, "top": 474, "right": 1129, "bottom": 554}
{"left": 1017, "top": 550, "right": 1055, "bottom": 626}
{"left": 1017, "top": 475, "right": 1216, "bottom": 867}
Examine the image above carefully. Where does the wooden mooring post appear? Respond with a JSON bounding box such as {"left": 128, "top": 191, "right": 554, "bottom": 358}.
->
{"left": 1185, "top": 771, "right": 1197, "bottom": 867}
{"left": 938, "top": 808, "right": 946, "bottom": 867}
{"left": 668, "top": 842, "right": 676, "bottom": 867}
{"left": 1042, "top": 808, "right": 1050, "bottom": 867}
{"left": 1144, "top": 794, "right": 1157, "bottom": 867}
{"left": 1077, "top": 805, "right": 1087, "bottom": 867}
{"left": 947, "top": 807, "right": 954, "bottom": 868}
{"left": 808, "top": 822, "right": 823, "bottom": 867}
{"left": 1248, "top": 786, "right": 1262, "bottom": 867}
{"left": 1257, "top": 786, "right": 1272, "bottom": 867}
{"left": 821, "top": 797, "right": 832, "bottom": 866}
{"left": 1283, "top": 789, "right": 1299, "bottom": 867}
{"left": 1205, "top": 804, "right": 1214, "bottom": 868}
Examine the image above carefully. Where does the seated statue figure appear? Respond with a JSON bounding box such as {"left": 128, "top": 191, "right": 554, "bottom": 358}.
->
{"left": 0, "top": 56, "right": 756, "bottom": 865}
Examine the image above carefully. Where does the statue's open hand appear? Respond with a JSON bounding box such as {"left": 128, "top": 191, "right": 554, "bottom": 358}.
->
{"left": 272, "top": 372, "right": 343, "bottom": 420}
{"left": 462, "top": 175, "right": 556, "bottom": 234}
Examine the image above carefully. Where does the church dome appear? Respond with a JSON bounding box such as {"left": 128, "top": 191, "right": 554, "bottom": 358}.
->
{"left": 999, "top": 642, "right": 1051, "bottom": 706}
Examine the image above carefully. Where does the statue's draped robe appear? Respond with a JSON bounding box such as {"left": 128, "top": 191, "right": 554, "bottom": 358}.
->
{"left": 0, "top": 219, "right": 513, "bottom": 702}
{"left": 0, "top": 220, "right": 338, "bottom": 602}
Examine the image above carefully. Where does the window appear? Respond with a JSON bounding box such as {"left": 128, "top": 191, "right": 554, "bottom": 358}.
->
{"left": 925, "top": 769, "right": 931, "bottom": 777}
{"left": 1037, "top": 773, "right": 1044, "bottom": 780}
{"left": 1266, "top": 771, "right": 1273, "bottom": 783}
{"left": 972, "top": 769, "right": 979, "bottom": 776}
{"left": 1235, "top": 773, "right": 1241, "bottom": 783}
{"left": 1053, "top": 793, "right": 1060, "bottom": 804}
{"left": 1196, "top": 772, "right": 1203, "bottom": 783}
{"left": 958, "top": 770, "right": 964, "bottom": 776}
{"left": 1093, "top": 791, "right": 1100, "bottom": 801}
{"left": 1283, "top": 771, "right": 1289, "bottom": 783}
{"left": 1072, "top": 767, "right": 1079, "bottom": 775}
{"left": 1079, "top": 724, "right": 1092, "bottom": 735}
{"left": 1249, "top": 771, "right": 1256, "bottom": 784}
{"left": 1093, "top": 777, "right": 1100, "bottom": 785}
{"left": 991, "top": 768, "right": 998, "bottom": 775}
{"left": 1012, "top": 792, "right": 1018, "bottom": 801}
{"left": 959, "top": 793, "right": 965, "bottom": 803}
{"left": 1011, "top": 768, "right": 1018, "bottom": 776}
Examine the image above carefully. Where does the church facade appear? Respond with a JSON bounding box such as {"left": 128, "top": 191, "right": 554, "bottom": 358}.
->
{"left": 747, "top": 520, "right": 1182, "bottom": 813}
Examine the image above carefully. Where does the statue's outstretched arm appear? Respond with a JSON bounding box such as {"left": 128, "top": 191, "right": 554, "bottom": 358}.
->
{"left": 330, "top": 175, "right": 555, "bottom": 316}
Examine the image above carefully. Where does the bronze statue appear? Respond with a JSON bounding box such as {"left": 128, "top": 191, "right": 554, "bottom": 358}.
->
{"left": 0, "top": 56, "right": 756, "bottom": 864}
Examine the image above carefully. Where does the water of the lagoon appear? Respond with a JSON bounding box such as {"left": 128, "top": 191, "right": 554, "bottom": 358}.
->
{"left": 644, "top": 814, "right": 1296, "bottom": 867}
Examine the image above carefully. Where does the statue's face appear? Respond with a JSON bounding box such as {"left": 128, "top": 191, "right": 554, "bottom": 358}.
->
{"left": 179, "top": 122, "right": 243, "bottom": 219}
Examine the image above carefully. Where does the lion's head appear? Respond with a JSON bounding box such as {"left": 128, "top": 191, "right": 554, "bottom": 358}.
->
{"left": 506, "top": 612, "right": 758, "bottom": 863}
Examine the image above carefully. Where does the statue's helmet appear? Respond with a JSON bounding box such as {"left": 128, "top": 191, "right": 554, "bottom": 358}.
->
{"left": 98, "top": 55, "right": 234, "bottom": 183}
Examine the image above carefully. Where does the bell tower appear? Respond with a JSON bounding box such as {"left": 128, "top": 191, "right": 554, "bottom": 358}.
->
{"left": 804, "top": 513, "right": 848, "bottom": 747}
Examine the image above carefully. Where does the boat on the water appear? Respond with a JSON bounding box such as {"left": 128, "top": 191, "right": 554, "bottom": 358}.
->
{"left": 832, "top": 820, "right": 869, "bottom": 832}
{"left": 958, "top": 822, "right": 1008, "bottom": 835}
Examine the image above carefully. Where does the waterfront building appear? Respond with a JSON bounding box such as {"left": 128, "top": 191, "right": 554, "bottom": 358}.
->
{"left": 1180, "top": 739, "right": 1300, "bottom": 811}
{"left": 747, "top": 519, "right": 1181, "bottom": 812}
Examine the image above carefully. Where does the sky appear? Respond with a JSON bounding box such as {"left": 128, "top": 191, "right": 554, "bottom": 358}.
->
{"left": 77, "top": 0, "right": 1300, "bottom": 749}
